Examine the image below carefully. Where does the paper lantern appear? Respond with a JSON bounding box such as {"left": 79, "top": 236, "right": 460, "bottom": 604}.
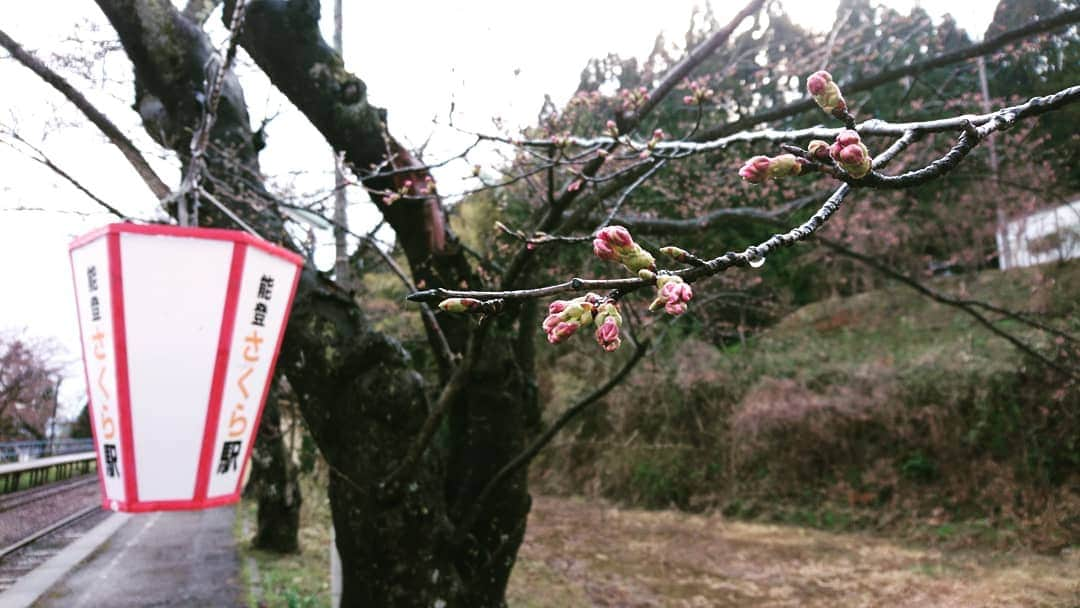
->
{"left": 69, "top": 224, "right": 303, "bottom": 512}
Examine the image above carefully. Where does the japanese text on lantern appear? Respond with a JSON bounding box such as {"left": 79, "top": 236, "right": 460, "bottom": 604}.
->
{"left": 216, "top": 274, "right": 274, "bottom": 475}
{"left": 87, "top": 265, "right": 120, "bottom": 478}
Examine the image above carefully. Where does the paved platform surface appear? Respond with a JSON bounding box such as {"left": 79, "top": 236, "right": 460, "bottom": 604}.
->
{"left": 33, "top": 506, "right": 242, "bottom": 607}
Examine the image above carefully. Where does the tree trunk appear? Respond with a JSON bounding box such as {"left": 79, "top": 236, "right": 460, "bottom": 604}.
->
{"left": 248, "top": 381, "right": 301, "bottom": 553}
{"left": 94, "top": 1, "right": 536, "bottom": 603}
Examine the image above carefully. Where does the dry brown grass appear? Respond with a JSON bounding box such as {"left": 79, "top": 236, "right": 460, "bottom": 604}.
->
{"left": 508, "top": 496, "right": 1080, "bottom": 607}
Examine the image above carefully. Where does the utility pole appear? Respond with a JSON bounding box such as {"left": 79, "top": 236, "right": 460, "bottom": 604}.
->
{"left": 978, "top": 56, "right": 1011, "bottom": 270}
{"left": 332, "top": 0, "right": 351, "bottom": 285}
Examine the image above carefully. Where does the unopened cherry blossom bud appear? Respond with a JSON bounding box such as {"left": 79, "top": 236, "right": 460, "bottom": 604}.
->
{"left": 592, "top": 238, "right": 619, "bottom": 261}
{"left": 595, "top": 318, "right": 621, "bottom": 351}
{"left": 838, "top": 143, "right": 865, "bottom": 165}
{"left": 542, "top": 294, "right": 597, "bottom": 344}
{"left": 660, "top": 246, "right": 689, "bottom": 262}
{"left": 593, "top": 226, "right": 654, "bottom": 273}
{"left": 768, "top": 154, "right": 803, "bottom": 179}
{"left": 593, "top": 302, "right": 623, "bottom": 352}
{"left": 605, "top": 120, "right": 619, "bottom": 137}
{"left": 738, "top": 156, "right": 772, "bottom": 183}
{"left": 649, "top": 275, "right": 693, "bottom": 316}
{"left": 828, "top": 130, "right": 872, "bottom": 178}
{"left": 438, "top": 298, "right": 483, "bottom": 313}
{"left": 807, "top": 140, "right": 830, "bottom": 161}
{"left": 638, "top": 268, "right": 656, "bottom": 281}
{"left": 739, "top": 154, "right": 803, "bottom": 183}
{"left": 807, "top": 70, "right": 847, "bottom": 115}
{"left": 834, "top": 129, "right": 860, "bottom": 147}
{"left": 597, "top": 226, "right": 631, "bottom": 247}
{"left": 548, "top": 300, "right": 568, "bottom": 314}
{"left": 547, "top": 321, "right": 580, "bottom": 344}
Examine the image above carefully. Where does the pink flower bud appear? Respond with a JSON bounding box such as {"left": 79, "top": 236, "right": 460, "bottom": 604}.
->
{"left": 595, "top": 317, "right": 621, "bottom": 352}
{"left": 597, "top": 225, "right": 633, "bottom": 248}
{"left": 807, "top": 70, "right": 847, "bottom": 115}
{"left": 660, "top": 246, "right": 689, "bottom": 261}
{"left": 740, "top": 155, "right": 802, "bottom": 183}
{"left": 542, "top": 313, "right": 560, "bottom": 332}
{"left": 807, "top": 70, "right": 830, "bottom": 96}
{"left": 807, "top": 140, "right": 830, "bottom": 161}
{"left": 592, "top": 238, "right": 619, "bottom": 261}
{"left": 739, "top": 155, "right": 772, "bottom": 183}
{"left": 828, "top": 131, "right": 872, "bottom": 179}
{"left": 547, "top": 321, "right": 579, "bottom": 344}
{"left": 651, "top": 275, "right": 693, "bottom": 316}
{"left": 652, "top": 128, "right": 665, "bottom": 140}
{"left": 593, "top": 226, "right": 654, "bottom": 273}
{"left": 438, "top": 298, "right": 482, "bottom": 313}
{"left": 548, "top": 300, "right": 569, "bottom": 314}
{"left": 838, "top": 143, "right": 865, "bottom": 165}
{"left": 835, "top": 130, "right": 861, "bottom": 147}
{"left": 683, "top": 95, "right": 695, "bottom": 105}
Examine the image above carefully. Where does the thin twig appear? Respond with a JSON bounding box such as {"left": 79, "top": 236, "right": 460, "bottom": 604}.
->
{"left": 0, "top": 130, "right": 127, "bottom": 220}
{"left": 0, "top": 27, "right": 171, "bottom": 201}
{"left": 452, "top": 339, "right": 649, "bottom": 543}
{"left": 382, "top": 318, "right": 490, "bottom": 492}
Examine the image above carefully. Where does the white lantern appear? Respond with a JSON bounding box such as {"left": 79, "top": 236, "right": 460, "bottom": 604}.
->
{"left": 69, "top": 224, "right": 303, "bottom": 512}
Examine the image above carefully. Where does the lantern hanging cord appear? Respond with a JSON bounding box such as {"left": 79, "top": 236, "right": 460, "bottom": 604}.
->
{"left": 196, "top": 187, "right": 263, "bottom": 237}
{"left": 174, "top": 0, "right": 248, "bottom": 228}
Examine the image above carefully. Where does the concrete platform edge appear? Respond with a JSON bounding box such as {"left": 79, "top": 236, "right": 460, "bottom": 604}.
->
{"left": 0, "top": 510, "right": 131, "bottom": 608}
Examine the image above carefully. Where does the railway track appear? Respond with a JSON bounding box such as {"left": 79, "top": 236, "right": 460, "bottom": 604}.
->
{"left": 0, "top": 476, "right": 98, "bottom": 514}
{"left": 0, "top": 469, "right": 106, "bottom": 594}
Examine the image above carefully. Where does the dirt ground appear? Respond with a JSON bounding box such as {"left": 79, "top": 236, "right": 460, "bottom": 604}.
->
{"left": 507, "top": 496, "right": 1080, "bottom": 608}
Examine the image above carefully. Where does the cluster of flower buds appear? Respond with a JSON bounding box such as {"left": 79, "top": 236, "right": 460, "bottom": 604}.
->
{"left": 593, "top": 226, "right": 655, "bottom": 273}
{"left": 738, "top": 153, "right": 806, "bottom": 183}
{"left": 807, "top": 70, "right": 847, "bottom": 116}
{"left": 649, "top": 275, "right": 693, "bottom": 316}
{"left": 828, "top": 130, "right": 871, "bottom": 178}
{"left": 619, "top": 86, "right": 650, "bottom": 112}
{"left": 593, "top": 301, "right": 623, "bottom": 352}
{"left": 683, "top": 79, "right": 715, "bottom": 105}
{"left": 542, "top": 293, "right": 604, "bottom": 344}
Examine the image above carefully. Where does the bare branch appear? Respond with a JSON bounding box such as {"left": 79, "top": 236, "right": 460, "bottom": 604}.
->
{"left": 694, "top": 6, "right": 1080, "bottom": 141}
{"left": 0, "top": 129, "right": 127, "bottom": 219}
{"left": 452, "top": 338, "right": 649, "bottom": 544}
{"left": 0, "top": 27, "right": 171, "bottom": 201}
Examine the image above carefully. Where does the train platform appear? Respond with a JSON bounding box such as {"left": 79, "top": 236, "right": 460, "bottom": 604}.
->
{"left": 5, "top": 505, "right": 243, "bottom": 608}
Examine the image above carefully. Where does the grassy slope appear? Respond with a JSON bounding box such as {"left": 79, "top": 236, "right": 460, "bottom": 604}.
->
{"left": 531, "top": 259, "right": 1080, "bottom": 549}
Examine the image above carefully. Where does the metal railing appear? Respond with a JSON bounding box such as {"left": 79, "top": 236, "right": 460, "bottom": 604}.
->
{"left": 0, "top": 439, "right": 96, "bottom": 463}
{"left": 0, "top": 452, "right": 97, "bottom": 494}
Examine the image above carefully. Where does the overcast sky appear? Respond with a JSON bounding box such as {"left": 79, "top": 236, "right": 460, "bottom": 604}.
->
{"left": 0, "top": 0, "right": 998, "bottom": 417}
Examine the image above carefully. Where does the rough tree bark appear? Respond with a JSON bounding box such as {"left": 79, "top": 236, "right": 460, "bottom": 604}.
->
{"left": 94, "top": 0, "right": 535, "bottom": 604}
{"left": 248, "top": 380, "right": 301, "bottom": 553}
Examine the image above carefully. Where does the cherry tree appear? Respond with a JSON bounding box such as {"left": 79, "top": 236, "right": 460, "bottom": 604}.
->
{"left": 1, "top": 0, "right": 1078, "bottom": 604}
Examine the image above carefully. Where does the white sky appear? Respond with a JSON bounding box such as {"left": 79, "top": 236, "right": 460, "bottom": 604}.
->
{"left": 0, "top": 0, "right": 998, "bottom": 417}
